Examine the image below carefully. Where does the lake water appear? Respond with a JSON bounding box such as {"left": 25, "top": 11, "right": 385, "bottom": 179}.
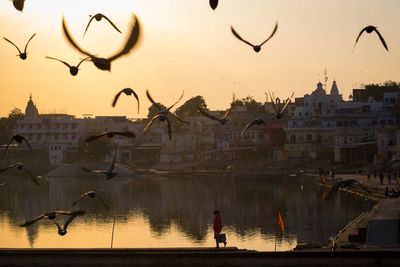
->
{"left": 0, "top": 173, "right": 374, "bottom": 251}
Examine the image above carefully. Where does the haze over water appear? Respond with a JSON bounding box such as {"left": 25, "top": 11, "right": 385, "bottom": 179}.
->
{"left": 0, "top": 174, "right": 373, "bottom": 251}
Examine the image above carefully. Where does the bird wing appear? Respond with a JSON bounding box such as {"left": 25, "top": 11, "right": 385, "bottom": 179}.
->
{"left": 143, "top": 115, "right": 161, "bottom": 133}
{"left": 129, "top": 89, "right": 140, "bottom": 113}
{"left": 353, "top": 27, "right": 367, "bottom": 50}
{"left": 373, "top": 28, "right": 389, "bottom": 51}
{"left": 269, "top": 91, "right": 279, "bottom": 114}
{"left": 280, "top": 92, "right": 294, "bottom": 113}
{"left": 63, "top": 211, "right": 86, "bottom": 232}
{"left": 230, "top": 26, "right": 255, "bottom": 48}
{"left": 113, "top": 131, "right": 136, "bottom": 138}
{"left": 62, "top": 16, "right": 92, "bottom": 57}
{"left": 19, "top": 214, "right": 47, "bottom": 227}
{"left": 3, "top": 37, "right": 21, "bottom": 54}
{"left": 222, "top": 93, "right": 235, "bottom": 119}
{"left": 352, "top": 180, "right": 371, "bottom": 194}
{"left": 146, "top": 90, "right": 163, "bottom": 111}
{"left": 76, "top": 56, "right": 91, "bottom": 67}
{"left": 72, "top": 192, "right": 91, "bottom": 207}
{"left": 324, "top": 181, "right": 341, "bottom": 201}
{"left": 95, "top": 194, "right": 110, "bottom": 211}
{"left": 0, "top": 183, "right": 7, "bottom": 187}
{"left": 169, "top": 112, "right": 189, "bottom": 124}
{"left": 102, "top": 15, "right": 122, "bottom": 34}
{"left": 0, "top": 164, "right": 18, "bottom": 173}
{"left": 108, "top": 154, "right": 117, "bottom": 173}
{"left": 23, "top": 33, "right": 36, "bottom": 54}
{"left": 112, "top": 90, "right": 123, "bottom": 107}
{"left": 240, "top": 119, "right": 260, "bottom": 136}
{"left": 197, "top": 107, "right": 221, "bottom": 121}
{"left": 259, "top": 22, "right": 278, "bottom": 46}
{"left": 82, "top": 15, "right": 97, "bottom": 37}
{"left": 108, "top": 14, "right": 141, "bottom": 61}
{"left": 1, "top": 136, "right": 16, "bottom": 159}
{"left": 12, "top": 0, "right": 25, "bottom": 12}
{"left": 22, "top": 165, "right": 40, "bottom": 185}
{"left": 86, "top": 132, "right": 107, "bottom": 142}
{"left": 165, "top": 116, "right": 172, "bottom": 140}
{"left": 46, "top": 56, "right": 72, "bottom": 68}
{"left": 20, "top": 135, "right": 34, "bottom": 157}
{"left": 167, "top": 91, "right": 184, "bottom": 111}
{"left": 82, "top": 166, "right": 104, "bottom": 174}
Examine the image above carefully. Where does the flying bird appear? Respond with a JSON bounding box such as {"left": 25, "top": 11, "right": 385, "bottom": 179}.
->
{"left": 83, "top": 13, "right": 122, "bottom": 37}
{"left": 144, "top": 90, "right": 188, "bottom": 140}
{"left": 231, "top": 22, "right": 278, "bottom": 52}
{"left": 3, "top": 33, "right": 36, "bottom": 60}
{"left": 19, "top": 210, "right": 85, "bottom": 227}
{"left": 353, "top": 25, "right": 388, "bottom": 51}
{"left": 86, "top": 131, "right": 136, "bottom": 143}
{"left": 51, "top": 210, "right": 86, "bottom": 236}
{"left": 82, "top": 154, "right": 118, "bottom": 180}
{"left": 209, "top": 0, "right": 218, "bottom": 10}
{"left": 197, "top": 93, "right": 235, "bottom": 125}
{"left": 62, "top": 14, "right": 141, "bottom": 71}
{"left": 72, "top": 191, "right": 109, "bottom": 211}
{"left": 323, "top": 179, "right": 371, "bottom": 201}
{"left": 11, "top": 0, "right": 25, "bottom": 12}
{"left": 1, "top": 134, "right": 33, "bottom": 159}
{"left": 240, "top": 118, "right": 265, "bottom": 136}
{"left": 45, "top": 56, "right": 91, "bottom": 76}
{"left": 269, "top": 92, "right": 294, "bottom": 119}
{"left": 112, "top": 88, "right": 139, "bottom": 113}
{"left": 0, "top": 163, "right": 39, "bottom": 185}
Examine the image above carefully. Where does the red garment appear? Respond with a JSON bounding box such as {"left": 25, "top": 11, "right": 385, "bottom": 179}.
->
{"left": 213, "top": 214, "right": 222, "bottom": 238}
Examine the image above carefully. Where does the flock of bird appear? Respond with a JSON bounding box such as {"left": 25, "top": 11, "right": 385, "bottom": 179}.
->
{"left": 2, "top": 0, "right": 391, "bottom": 238}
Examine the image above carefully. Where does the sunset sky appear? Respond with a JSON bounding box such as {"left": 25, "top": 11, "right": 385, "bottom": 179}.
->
{"left": 0, "top": 0, "right": 399, "bottom": 118}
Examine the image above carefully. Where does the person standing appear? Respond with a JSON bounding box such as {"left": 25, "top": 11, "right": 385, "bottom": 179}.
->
{"left": 213, "top": 210, "right": 226, "bottom": 248}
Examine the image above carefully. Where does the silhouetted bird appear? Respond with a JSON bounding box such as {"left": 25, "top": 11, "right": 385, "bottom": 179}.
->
{"left": 45, "top": 56, "right": 91, "bottom": 76}
{"left": 12, "top": 0, "right": 25, "bottom": 12}
{"left": 353, "top": 25, "right": 388, "bottom": 51}
{"left": 324, "top": 179, "right": 371, "bottom": 201}
{"left": 83, "top": 13, "right": 122, "bottom": 37}
{"left": 73, "top": 191, "right": 109, "bottom": 211}
{"left": 144, "top": 90, "right": 188, "bottom": 140}
{"left": 62, "top": 14, "right": 141, "bottom": 71}
{"left": 240, "top": 118, "right": 265, "bottom": 136}
{"left": 3, "top": 33, "right": 36, "bottom": 60}
{"left": 19, "top": 210, "right": 85, "bottom": 227}
{"left": 51, "top": 210, "right": 86, "bottom": 236}
{"left": 112, "top": 88, "right": 139, "bottom": 113}
{"left": 0, "top": 163, "right": 39, "bottom": 185}
{"left": 1, "top": 134, "right": 33, "bottom": 159}
{"left": 269, "top": 91, "right": 294, "bottom": 119}
{"left": 86, "top": 131, "right": 136, "bottom": 143}
{"left": 82, "top": 154, "right": 118, "bottom": 180}
{"left": 231, "top": 22, "right": 278, "bottom": 52}
{"left": 197, "top": 93, "right": 235, "bottom": 125}
{"left": 209, "top": 0, "right": 218, "bottom": 10}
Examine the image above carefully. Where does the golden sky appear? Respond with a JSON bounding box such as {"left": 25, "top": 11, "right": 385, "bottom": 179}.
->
{"left": 0, "top": 0, "right": 399, "bottom": 118}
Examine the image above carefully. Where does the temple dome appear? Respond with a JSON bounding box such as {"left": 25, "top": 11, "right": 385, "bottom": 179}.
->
{"left": 25, "top": 94, "right": 39, "bottom": 117}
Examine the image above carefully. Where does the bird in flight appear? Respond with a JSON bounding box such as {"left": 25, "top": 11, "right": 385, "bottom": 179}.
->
{"left": 72, "top": 191, "right": 109, "bottom": 211}
{"left": 62, "top": 14, "right": 141, "bottom": 71}
{"left": 1, "top": 134, "right": 33, "bottom": 159}
{"left": 269, "top": 92, "right": 294, "bottom": 119}
{"left": 0, "top": 163, "right": 40, "bottom": 185}
{"left": 82, "top": 154, "right": 118, "bottom": 180}
{"left": 11, "top": 0, "right": 25, "bottom": 12}
{"left": 20, "top": 210, "right": 86, "bottom": 236}
{"left": 45, "top": 56, "right": 91, "bottom": 76}
{"left": 83, "top": 13, "right": 122, "bottom": 37}
{"left": 112, "top": 88, "right": 140, "bottom": 113}
{"left": 353, "top": 25, "right": 388, "bottom": 51}
{"left": 231, "top": 22, "right": 278, "bottom": 53}
{"left": 209, "top": 0, "right": 218, "bottom": 10}
{"left": 240, "top": 118, "right": 266, "bottom": 136}
{"left": 323, "top": 179, "right": 371, "bottom": 201}
{"left": 86, "top": 131, "right": 136, "bottom": 143}
{"left": 197, "top": 93, "right": 235, "bottom": 125}
{"left": 144, "top": 90, "right": 188, "bottom": 140}
{"left": 3, "top": 33, "right": 36, "bottom": 60}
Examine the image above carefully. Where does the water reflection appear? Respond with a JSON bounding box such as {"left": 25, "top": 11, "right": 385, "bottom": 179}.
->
{"left": 0, "top": 174, "right": 373, "bottom": 251}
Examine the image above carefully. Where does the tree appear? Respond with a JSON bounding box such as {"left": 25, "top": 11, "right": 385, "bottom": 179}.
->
{"left": 175, "top": 95, "right": 208, "bottom": 119}
{"left": 232, "top": 95, "right": 261, "bottom": 112}
{"left": 7, "top": 108, "right": 24, "bottom": 131}
{"left": 147, "top": 103, "right": 167, "bottom": 119}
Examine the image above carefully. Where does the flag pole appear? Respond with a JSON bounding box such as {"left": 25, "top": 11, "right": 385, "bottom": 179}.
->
{"left": 111, "top": 216, "right": 116, "bottom": 248}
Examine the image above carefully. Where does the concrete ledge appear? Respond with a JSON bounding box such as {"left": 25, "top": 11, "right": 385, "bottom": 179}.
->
{"left": 1, "top": 248, "right": 400, "bottom": 267}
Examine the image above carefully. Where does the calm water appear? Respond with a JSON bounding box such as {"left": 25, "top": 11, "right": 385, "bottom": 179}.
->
{"left": 0, "top": 173, "right": 373, "bottom": 251}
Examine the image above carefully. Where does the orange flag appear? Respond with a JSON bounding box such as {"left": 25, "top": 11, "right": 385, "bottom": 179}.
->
{"left": 277, "top": 212, "right": 285, "bottom": 234}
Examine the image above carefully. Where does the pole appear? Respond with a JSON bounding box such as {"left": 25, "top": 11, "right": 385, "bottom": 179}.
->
{"left": 111, "top": 217, "right": 116, "bottom": 248}
{"left": 274, "top": 212, "right": 278, "bottom": 252}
